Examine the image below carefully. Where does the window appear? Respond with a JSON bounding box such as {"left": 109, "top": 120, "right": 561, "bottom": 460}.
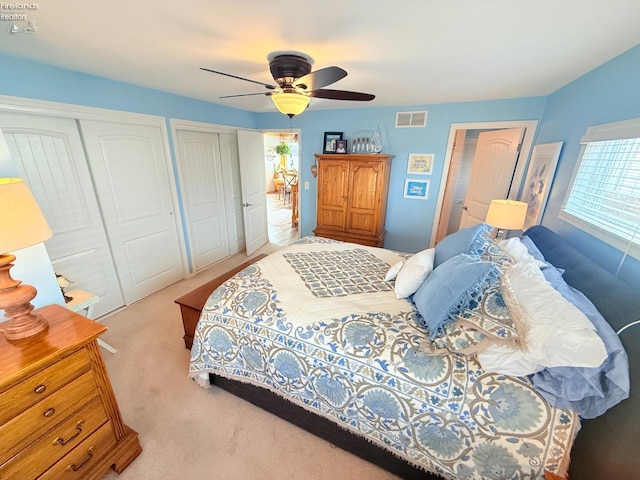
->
{"left": 560, "top": 118, "right": 640, "bottom": 257}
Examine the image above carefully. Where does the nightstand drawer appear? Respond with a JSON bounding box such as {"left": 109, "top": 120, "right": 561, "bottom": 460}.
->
{"left": 0, "top": 396, "right": 108, "bottom": 480}
{"left": 0, "top": 370, "right": 98, "bottom": 465}
{"left": 38, "top": 421, "right": 117, "bottom": 480}
{"left": 0, "top": 349, "right": 91, "bottom": 425}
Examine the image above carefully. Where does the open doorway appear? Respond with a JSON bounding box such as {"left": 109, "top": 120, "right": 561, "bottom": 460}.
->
{"left": 431, "top": 120, "right": 538, "bottom": 246}
{"left": 263, "top": 131, "right": 301, "bottom": 245}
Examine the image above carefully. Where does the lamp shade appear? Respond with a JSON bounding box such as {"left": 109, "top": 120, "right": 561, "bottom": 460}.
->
{"left": 271, "top": 92, "right": 310, "bottom": 118}
{"left": 485, "top": 199, "right": 528, "bottom": 230}
{"left": 0, "top": 178, "right": 52, "bottom": 254}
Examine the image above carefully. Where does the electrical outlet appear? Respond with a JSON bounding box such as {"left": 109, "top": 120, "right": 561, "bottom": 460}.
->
{"left": 304, "top": 181, "right": 309, "bottom": 189}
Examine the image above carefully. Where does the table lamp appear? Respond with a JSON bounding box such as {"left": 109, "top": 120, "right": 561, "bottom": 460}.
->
{"left": 0, "top": 178, "right": 53, "bottom": 341}
{"left": 485, "top": 199, "right": 528, "bottom": 240}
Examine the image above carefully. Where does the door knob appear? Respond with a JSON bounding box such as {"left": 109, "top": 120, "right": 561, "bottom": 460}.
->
{"left": 242, "top": 202, "right": 253, "bottom": 207}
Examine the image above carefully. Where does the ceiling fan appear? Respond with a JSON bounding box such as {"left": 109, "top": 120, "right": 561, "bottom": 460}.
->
{"left": 200, "top": 53, "right": 375, "bottom": 117}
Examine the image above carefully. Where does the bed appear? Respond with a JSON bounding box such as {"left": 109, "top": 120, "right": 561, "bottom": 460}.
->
{"left": 188, "top": 225, "right": 639, "bottom": 479}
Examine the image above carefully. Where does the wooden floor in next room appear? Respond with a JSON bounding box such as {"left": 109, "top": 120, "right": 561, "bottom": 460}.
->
{"left": 267, "top": 191, "right": 299, "bottom": 246}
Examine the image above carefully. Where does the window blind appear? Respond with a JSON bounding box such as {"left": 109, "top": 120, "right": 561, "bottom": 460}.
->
{"left": 561, "top": 118, "right": 640, "bottom": 253}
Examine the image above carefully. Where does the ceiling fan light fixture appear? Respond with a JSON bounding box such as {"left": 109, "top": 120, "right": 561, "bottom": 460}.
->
{"left": 271, "top": 92, "right": 310, "bottom": 118}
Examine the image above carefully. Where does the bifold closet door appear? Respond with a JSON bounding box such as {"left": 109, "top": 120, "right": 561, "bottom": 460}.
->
{"left": 0, "top": 113, "right": 124, "bottom": 317}
{"left": 218, "top": 132, "right": 245, "bottom": 255}
{"left": 79, "top": 120, "right": 184, "bottom": 304}
{"left": 175, "top": 129, "right": 230, "bottom": 271}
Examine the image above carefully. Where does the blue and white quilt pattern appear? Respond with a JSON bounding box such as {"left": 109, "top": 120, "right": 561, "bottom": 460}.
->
{"left": 189, "top": 238, "right": 578, "bottom": 480}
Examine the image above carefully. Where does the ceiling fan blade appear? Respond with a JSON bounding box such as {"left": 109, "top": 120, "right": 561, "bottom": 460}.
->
{"left": 200, "top": 68, "right": 275, "bottom": 90}
{"left": 293, "top": 66, "right": 347, "bottom": 91}
{"left": 219, "top": 92, "right": 273, "bottom": 98}
{"left": 308, "top": 89, "right": 375, "bottom": 101}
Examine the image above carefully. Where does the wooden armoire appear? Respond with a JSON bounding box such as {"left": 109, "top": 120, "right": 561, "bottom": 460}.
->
{"left": 313, "top": 153, "right": 393, "bottom": 247}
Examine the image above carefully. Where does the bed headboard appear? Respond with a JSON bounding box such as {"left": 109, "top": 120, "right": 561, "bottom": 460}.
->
{"left": 524, "top": 225, "right": 640, "bottom": 479}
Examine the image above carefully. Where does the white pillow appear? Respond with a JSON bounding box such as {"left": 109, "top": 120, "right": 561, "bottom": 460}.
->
{"left": 384, "top": 261, "right": 404, "bottom": 281}
{"left": 499, "top": 237, "right": 552, "bottom": 270}
{"left": 477, "top": 254, "right": 607, "bottom": 376}
{"left": 394, "top": 248, "right": 435, "bottom": 299}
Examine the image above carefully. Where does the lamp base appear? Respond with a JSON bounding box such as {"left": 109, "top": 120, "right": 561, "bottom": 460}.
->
{"left": 2, "top": 308, "right": 48, "bottom": 341}
{"left": 0, "top": 253, "right": 49, "bottom": 341}
{"left": 495, "top": 228, "right": 508, "bottom": 241}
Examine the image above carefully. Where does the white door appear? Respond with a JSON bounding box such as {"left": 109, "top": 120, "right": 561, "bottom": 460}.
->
{"left": 459, "top": 128, "right": 524, "bottom": 228}
{"left": 0, "top": 113, "right": 124, "bottom": 317}
{"left": 175, "top": 129, "right": 229, "bottom": 271}
{"left": 237, "top": 129, "right": 268, "bottom": 256}
{"left": 80, "top": 120, "right": 184, "bottom": 304}
{"left": 219, "top": 132, "right": 245, "bottom": 255}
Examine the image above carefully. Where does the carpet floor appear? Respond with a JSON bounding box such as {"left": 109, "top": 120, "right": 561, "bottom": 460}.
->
{"left": 100, "top": 246, "right": 401, "bottom": 480}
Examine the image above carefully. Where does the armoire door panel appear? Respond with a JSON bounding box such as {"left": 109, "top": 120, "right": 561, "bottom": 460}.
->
{"left": 80, "top": 120, "right": 184, "bottom": 304}
{"left": 348, "top": 163, "right": 380, "bottom": 210}
{"left": 316, "top": 159, "right": 348, "bottom": 230}
{"left": 0, "top": 113, "right": 124, "bottom": 317}
{"left": 346, "top": 212, "right": 376, "bottom": 235}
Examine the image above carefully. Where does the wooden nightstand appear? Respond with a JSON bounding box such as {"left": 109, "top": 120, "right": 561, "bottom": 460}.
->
{"left": 0, "top": 304, "right": 141, "bottom": 479}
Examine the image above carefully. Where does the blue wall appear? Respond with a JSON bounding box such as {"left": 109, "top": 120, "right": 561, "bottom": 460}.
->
{"left": 534, "top": 44, "right": 640, "bottom": 285}
{"left": 256, "top": 99, "right": 546, "bottom": 252}
{"left": 1, "top": 44, "right": 639, "bottom": 286}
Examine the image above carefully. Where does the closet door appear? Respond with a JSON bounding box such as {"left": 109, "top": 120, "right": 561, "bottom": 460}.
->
{"left": 0, "top": 113, "right": 124, "bottom": 317}
{"left": 219, "top": 132, "right": 244, "bottom": 255}
{"left": 79, "top": 120, "right": 184, "bottom": 304}
{"left": 175, "top": 129, "right": 229, "bottom": 271}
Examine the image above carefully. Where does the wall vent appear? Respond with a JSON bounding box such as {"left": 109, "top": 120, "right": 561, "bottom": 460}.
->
{"left": 395, "top": 111, "right": 428, "bottom": 128}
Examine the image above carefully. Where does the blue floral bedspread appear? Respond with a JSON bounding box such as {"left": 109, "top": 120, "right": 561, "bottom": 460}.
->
{"left": 189, "top": 238, "right": 578, "bottom": 480}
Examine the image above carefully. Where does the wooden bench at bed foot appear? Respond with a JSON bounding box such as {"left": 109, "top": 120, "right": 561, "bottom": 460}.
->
{"left": 175, "top": 254, "right": 267, "bottom": 349}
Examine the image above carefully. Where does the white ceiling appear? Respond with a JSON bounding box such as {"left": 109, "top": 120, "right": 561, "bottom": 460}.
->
{"left": 2, "top": 0, "right": 640, "bottom": 114}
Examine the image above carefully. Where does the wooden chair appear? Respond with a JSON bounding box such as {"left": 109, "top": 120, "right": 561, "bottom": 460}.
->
{"left": 273, "top": 176, "right": 285, "bottom": 199}
{"left": 290, "top": 183, "right": 299, "bottom": 227}
{"left": 282, "top": 171, "right": 298, "bottom": 204}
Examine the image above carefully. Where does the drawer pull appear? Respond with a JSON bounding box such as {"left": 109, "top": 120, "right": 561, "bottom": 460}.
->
{"left": 67, "top": 445, "right": 95, "bottom": 472}
{"left": 34, "top": 384, "right": 47, "bottom": 394}
{"left": 43, "top": 407, "right": 56, "bottom": 418}
{"left": 53, "top": 420, "right": 85, "bottom": 446}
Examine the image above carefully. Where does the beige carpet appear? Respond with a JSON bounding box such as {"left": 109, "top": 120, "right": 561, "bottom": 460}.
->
{"left": 100, "top": 245, "right": 401, "bottom": 480}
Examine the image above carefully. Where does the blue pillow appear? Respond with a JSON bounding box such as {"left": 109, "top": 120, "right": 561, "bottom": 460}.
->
{"left": 413, "top": 253, "right": 500, "bottom": 340}
{"left": 434, "top": 223, "right": 492, "bottom": 267}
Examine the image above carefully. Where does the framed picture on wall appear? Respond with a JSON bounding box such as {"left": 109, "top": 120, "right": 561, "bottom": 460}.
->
{"left": 403, "top": 178, "right": 430, "bottom": 200}
{"left": 407, "top": 153, "right": 434, "bottom": 175}
{"left": 519, "top": 141, "right": 563, "bottom": 229}
{"left": 323, "top": 132, "right": 343, "bottom": 153}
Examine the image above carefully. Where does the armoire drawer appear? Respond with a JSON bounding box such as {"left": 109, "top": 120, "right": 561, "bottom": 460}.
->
{"left": 0, "top": 396, "right": 108, "bottom": 480}
{"left": 0, "top": 349, "right": 91, "bottom": 426}
{"left": 0, "top": 370, "right": 98, "bottom": 465}
{"left": 38, "top": 421, "right": 117, "bottom": 480}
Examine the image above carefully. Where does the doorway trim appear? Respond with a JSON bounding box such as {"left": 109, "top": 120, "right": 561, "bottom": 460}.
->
{"left": 430, "top": 120, "right": 538, "bottom": 247}
{"left": 261, "top": 128, "right": 303, "bottom": 242}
